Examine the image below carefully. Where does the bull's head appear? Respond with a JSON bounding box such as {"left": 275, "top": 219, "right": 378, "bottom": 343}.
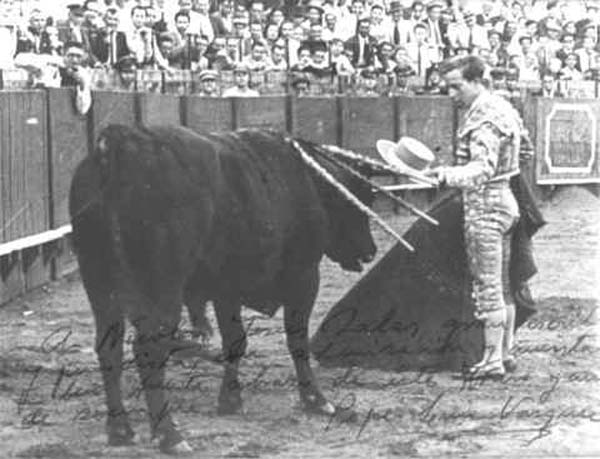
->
{"left": 314, "top": 154, "right": 377, "bottom": 272}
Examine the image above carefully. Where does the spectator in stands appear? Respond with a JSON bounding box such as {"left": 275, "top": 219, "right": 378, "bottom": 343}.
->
{"left": 222, "top": 62, "right": 259, "bottom": 96}
{"left": 225, "top": 36, "right": 241, "bottom": 62}
{"left": 126, "top": 5, "right": 169, "bottom": 69}
{"left": 488, "top": 29, "right": 509, "bottom": 67}
{"left": 406, "top": 23, "right": 436, "bottom": 78}
{"left": 424, "top": 1, "right": 445, "bottom": 63}
{"left": 196, "top": 69, "right": 219, "bottom": 95}
{"left": 60, "top": 41, "right": 92, "bottom": 114}
{"left": 158, "top": 32, "right": 184, "bottom": 68}
{"left": 385, "top": 1, "right": 411, "bottom": 47}
{"left": 290, "top": 71, "right": 310, "bottom": 96}
{"left": 394, "top": 61, "right": 416, "bottom": 93}
{"left": 173, "top": 11, "right": 191, "bottom": 49}
{"left": 357, "top": 67, "right": 379, "bottom": 96}
{"left": 114, "top": 53, "right": 137, "bottom": 91}
{"left": 15, "top": 8, "right": 46, "bottom": 54}
{"left": 290, "top": 44, "right": 313, "bottom": 72}
{"left": 194, "top": 0, "right": 215, "bottom": 42}
{"left": 530, "top": 70, "right": 559, "bottom": 97}
{"left": 504, "top": 64, "right": 521, "bottom": 97}
{"left": 330, "top": 37, "right": 354, "bottom": 75}
{"left": 322, "top": 12, "right": 338, "bottom": 42}
{"left": 559, "top": 52, "right": 583, "bottom": 80}
{"left": 374, "top": 41, "right": 397, "bottom": 74}
{"left": 267, "top": 7, "right": 285, "bottom": 29}
{"left": 40, "top": 25, "right": 64, "bottom": 56}
{"left": 266, "top": 42, "right": 288, "bottom": 70}
{"left": 536, "top": 17, "right": 562, "bottom": 70}
{"left": 577, "top": 35, "right": 599, "bottom": 74}
{"left": 243, "top": 41, "right": 270, "bottom": 71}
{"left": 337, "top": 0, "right": 364, "bottom": 41}
{"left": 424, "top": 63, "right": 445, "bottom": 94}
{"left": 410, "top": 1, "right": 426, "bottom": 24}
{"left": 369, "top": 3, "right": 388, "bottom": 43}
{"left": 345, "top": 17, "right": 377, "bottom": 68}
{"left": 89, "top": 7, "right": 129, "bottom": 67}
{"left": 57, "top": 3, "right": 85, "bottom": 45}
{"left": 307, "top": 41, "right": 332, "bottom": 78}
{"left": 249, "top": 0, "right": 267, "bottom": 25}
{"left": 513, "top": 35, "right": 540, "bottom": 80}
{"left": 265, "top": 22, "right": 280, "bottom": 47}
{"left": 210, "top": 0, "right": 234, "bottom": 36}
{"left": 452, "top": 9, "right": 489, "bottom": 54}
{"left": 555, "top": 32, "right": 576, "bottom": 63}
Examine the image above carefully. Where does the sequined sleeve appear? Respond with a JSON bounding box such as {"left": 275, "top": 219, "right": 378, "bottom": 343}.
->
{"left": 443, "top": 122, "right": 502, "bottom": 189}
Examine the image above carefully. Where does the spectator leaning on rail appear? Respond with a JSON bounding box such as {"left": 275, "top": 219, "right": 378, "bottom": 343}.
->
{"left": 221, "top": 62, "right": 259, "bottom": 97}
{"left": 60, "top": 41, "right": 93, "bottom": 115}
{"left": 425, "top": 55, "right": 524, "bottom": 380}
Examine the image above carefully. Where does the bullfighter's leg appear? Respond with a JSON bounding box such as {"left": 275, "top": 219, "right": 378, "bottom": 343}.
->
{"left": 214, "top": 298, "right": 245, "bottom": 415}
{"left": 130, "top": 292, "right": 192, "bottom": 455}
{"left": 282, "top": 267, "right": 335, "bottom": 416}
{"left": 78, "top": 256, "right": 134, "bottom": 446}
{"left": 502, "top": 230, "right": 517, "bottom": 372}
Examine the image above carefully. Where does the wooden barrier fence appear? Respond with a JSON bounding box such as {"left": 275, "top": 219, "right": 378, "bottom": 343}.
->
{"left": 0, "top": 89, "right": 575, "bottom": 305}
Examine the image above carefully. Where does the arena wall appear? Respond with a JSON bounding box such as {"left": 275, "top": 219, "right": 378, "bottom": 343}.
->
{"left": 0, "top": 89, "right": 582, "bottom": 304}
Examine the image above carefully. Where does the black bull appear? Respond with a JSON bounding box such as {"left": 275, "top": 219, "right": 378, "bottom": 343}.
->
{"left": 69, "top": 125, "right": 377, "bottom": 453}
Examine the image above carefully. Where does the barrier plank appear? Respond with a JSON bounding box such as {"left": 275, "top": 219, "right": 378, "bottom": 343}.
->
{"left": 92, "top": 90, "right": 137, "bottom": 137}
{"left": 2, "top": 91, "right": 49, "bottom": 242}
{"left": 183, "top": 96, "right": 233, "bottom": 134}
{"left": 234, "top": 96, "right": 288, "bottom": 131}
{"left": 138, "top": 92, "right": 181, "bottom": 126}
{"left": 0, "top": 92, "right": 9, "bottom": 243}
{"left": 48, "top": 88, "right": 89, "bottom": 227}
{"left": 290, "top": 97, "right": 338, "bottom": 145}
{"left": 340, "top": 97, "right": 395, "bottom": 158}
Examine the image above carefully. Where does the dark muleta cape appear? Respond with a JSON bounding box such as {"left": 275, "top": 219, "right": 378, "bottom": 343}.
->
{"left": 310, "top": 174, "right": 546, "bottom": 371}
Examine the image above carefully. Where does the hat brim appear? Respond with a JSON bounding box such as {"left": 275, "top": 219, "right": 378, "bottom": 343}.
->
{"left": 376, "top": 137, "right": 434, "bottom": 176}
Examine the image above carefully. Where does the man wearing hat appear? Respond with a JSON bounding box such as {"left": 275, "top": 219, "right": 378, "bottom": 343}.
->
{"left": 384, "top": 1, "right": 411, "bottom": 46}
{"left": 426, "top": 55, "right": 529, "bottom": 379}
{"left": 423, "top": 0, "right": 446, "bottom": 62}
{"left": 345, "top": 17, "right": 378, "bottom": 68}
{"left": 60, "top": 41, "right": 93, "bottom": 114}
{"left": 114, "top": 53, "right": 137, "bottom": 90}
{"left": 196, "top": 69, "right": 219, "bottom": 96}
{"left": 222, "top": 62, "right": 260, "bottom": 97}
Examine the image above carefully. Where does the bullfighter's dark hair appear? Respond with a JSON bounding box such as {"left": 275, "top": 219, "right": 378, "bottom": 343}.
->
{"left": 439, "top": 55, "right": 486, "bottom": 82}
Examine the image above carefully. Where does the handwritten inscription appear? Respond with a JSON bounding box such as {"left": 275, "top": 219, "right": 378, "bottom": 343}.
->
{"left": 9, "top": 301, "right": 599, "bottom": 448}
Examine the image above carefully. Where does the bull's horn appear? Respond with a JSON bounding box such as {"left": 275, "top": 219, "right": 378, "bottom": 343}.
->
{"left": 290, "top": 139, "right": 415, "bottom": 252}
{"left": 315, "top": 147, "right": 439, "bottom": 227}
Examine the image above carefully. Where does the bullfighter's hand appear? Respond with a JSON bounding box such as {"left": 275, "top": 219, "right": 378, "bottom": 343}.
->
{"left": 423, "top": 166, "right": 447, "bottom": 187}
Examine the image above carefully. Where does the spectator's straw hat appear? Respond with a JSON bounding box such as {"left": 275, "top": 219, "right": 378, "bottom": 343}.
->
{"left": 376, "top": 137, "right": 435, "bottom": 175}
{"left": 199, "top": 69, "right": 218, "bottom": 82}
{"left": 395, "top": 64, "right": 415, "bottom": 78}
{"left": 67, "top": 3, "right": 85, "bottom": 16}
{"left": 427, "top": 1, "right": 445, "bottom": 11}
{"left": 232, "top": 14, "right": 248, "bottom": 25}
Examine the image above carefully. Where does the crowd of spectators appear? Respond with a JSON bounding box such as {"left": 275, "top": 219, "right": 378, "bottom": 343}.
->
{"left": 1, "top": 0, "right": 600, "bottom": 97}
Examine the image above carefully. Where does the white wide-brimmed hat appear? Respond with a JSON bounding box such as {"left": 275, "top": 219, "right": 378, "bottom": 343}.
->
{"left": 376, "top": 137, "right": 435, "bottom": 176}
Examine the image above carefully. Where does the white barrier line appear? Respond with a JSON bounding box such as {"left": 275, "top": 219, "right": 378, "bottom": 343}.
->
{"left": 0, "top": 224, "right": 72, "bottom": 257}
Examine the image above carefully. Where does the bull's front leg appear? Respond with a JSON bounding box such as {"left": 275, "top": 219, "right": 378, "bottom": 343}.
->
{"left": 282, "top": 268, "right": 335, "bottom": 416}
{"left": 214, "top": 298, "right": 245, "bottom": 415}
{"left": 131, "top": 308, "right": 192, "bottom": 455}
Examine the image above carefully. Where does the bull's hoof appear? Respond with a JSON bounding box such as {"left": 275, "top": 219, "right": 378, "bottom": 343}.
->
{"left": 303, "top": 399, "right": 358, "bottom": 423}
{"left": 160, "top": 439, "right": 194, "bottom": 456}
{"left": 107, "top": 423, "right": 136, "bottom": 446}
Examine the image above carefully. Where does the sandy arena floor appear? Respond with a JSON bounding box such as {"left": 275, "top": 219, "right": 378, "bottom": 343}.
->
{"left": 0, "top": 186, "right": 598, "bottom": 458}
